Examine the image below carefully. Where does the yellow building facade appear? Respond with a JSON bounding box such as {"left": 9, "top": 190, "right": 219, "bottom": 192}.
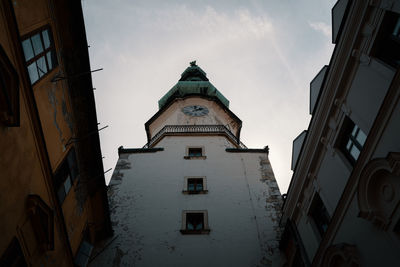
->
{"left": 0, "top": 0, "right": 111, "bottom": 266}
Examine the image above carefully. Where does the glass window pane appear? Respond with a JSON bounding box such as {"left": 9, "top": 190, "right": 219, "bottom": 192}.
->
{"left": 37, "top": 56, "right": 48, "bottom": 77}
{"left": 195, "top": 223, "right": 203, "bottom": 230}
{"left": 189, "top": 148, "right": 202, "bottom": 157}
{"left": 79, "top": 241, "right": 93, "bottom": 256}
{"left": 31, "top": 33, "right": 44, "bottom": 55}
{"left": 196, "top": 184, "right": 203, "bottom": 191}
{"left": 356, "top": 129, "right": 367, "bottom": 146}
{"left": 74, "top": 252, "right": 89, "bottom": 267}
{"left": 350, "top": 146, "right": 360, "bottom": 160}
{"left": 351, "top": 125, "right": 358, "bottom": 137}
{"left": 27, "top": 62, "right": 39, "bottom": 84}
{"left": 67, "top": 149, "right": 79, "bottom": 182}
{"left": 46, "top": 51, "right": 53, "bottom": 70}
{"left": 187, "top": 223, "right": 194, "bottom": 230}
{"left": 22, "top": 39, "right": 34, "bottom": 61}
{"left": 346, "top": 140, "right": 352, "bottom": 150}
{"left": 393, "top": 18, "right": 400, "bottom": 38}
{"left": 188, "top": 184, "right": 195, "bottom": 191}
{"left": 42, "top": 29, "right": 51, "bottom": 49}
{"left": 57, "top": 186, "right": 66, "bottom": 204}
{"left": 64, "top": 176, "right": 72, "bottom": 194}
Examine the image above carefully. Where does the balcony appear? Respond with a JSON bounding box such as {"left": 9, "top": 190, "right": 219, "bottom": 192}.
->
{"left": 143, "top": 125, "right": 247, "bottom": 149}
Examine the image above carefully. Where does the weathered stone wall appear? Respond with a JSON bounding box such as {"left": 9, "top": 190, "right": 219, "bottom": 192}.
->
{"left": 90, "top": 135, "right": 282, "bottom": 267}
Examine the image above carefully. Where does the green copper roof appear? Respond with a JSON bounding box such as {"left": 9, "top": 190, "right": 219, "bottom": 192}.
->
{"left": 158, "top": 61, "right": 230, "bottom": 109}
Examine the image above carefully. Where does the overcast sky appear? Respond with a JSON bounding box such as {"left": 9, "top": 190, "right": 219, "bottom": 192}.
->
{"left": 82, "top": 0, "right": 336, "bottom": 193}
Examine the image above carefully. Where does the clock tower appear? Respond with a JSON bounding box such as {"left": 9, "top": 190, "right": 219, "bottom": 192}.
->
{"left": 90, "top": 62, "right": 283, "bottom": 267}
{"left": 144, "top": 60, "right": 243, "bottom": 149}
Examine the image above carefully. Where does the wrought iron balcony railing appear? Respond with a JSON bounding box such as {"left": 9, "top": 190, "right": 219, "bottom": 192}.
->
{"left": 143, "top": 125, "right": 247, "bottom": 149}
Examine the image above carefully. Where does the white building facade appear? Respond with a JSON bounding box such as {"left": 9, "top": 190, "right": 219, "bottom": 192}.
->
{"left": 280, "top": 1, "right": 400, "bottom": 266}
{"left": 90, "top": 62, "right": 283, "bottom": 267}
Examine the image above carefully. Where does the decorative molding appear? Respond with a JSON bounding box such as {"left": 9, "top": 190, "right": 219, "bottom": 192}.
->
{"left": 320, "top": 136, "right": 335, "bottom": 156}
{"left": 361, "top": 23, "right": 375, "bottom": 37}
{"left": 144, "top": 124, "right": 247, "bottom": 149}
{"left": 368, "top": 0, "right": 394, "bottom": 9}
{"left": 26, "top": 195, "right": 54, "bottom": 251}
{"left": 351, "top": 49, "right": 371, "bottom": 65}
{"left": 379, "top": 0, "right": 394, "bottom": 10}
{"left": 320, "top": 137, "right": 328, "bottom": 146}
{"left": 360, "top": 53, "right": 371, "bottom": 65}
{"left": 334, "top": 98, "right": 342, "bottom": 107}
{"left": 328, "top": 118, "right": 338, "bottom": 131}
{"left": 351, "top": 49, "right": 361, "bottom": 59}
{"left": 321, "top": 243, "right": 360, "bottom": 267}
{"left": 312, "top": 179, "right": 321, "bottom": 193}
{"left": 358, "top": 152, "right": 400, "bottom": 230}
{"left": 340, "top": 102, "right": 351, "bottom": 116}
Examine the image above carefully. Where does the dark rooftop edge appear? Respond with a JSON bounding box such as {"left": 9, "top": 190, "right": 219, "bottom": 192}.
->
{"left": 118, "top": 146, "right": 164, "bottom": 155}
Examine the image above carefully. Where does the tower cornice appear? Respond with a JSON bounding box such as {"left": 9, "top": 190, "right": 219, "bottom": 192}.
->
{"left": 145, "top": 94, "right": 242, "bottom": 144}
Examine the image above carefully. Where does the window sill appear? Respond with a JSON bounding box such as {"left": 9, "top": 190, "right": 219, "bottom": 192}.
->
{"left": 183, "top": 156, "right": 207, "bottom": 160}
{"left": 180, "top": 229, "right": 210, "bottom": 235}
{"left": 182, "top": 190, "right": 208, "bottom": 195}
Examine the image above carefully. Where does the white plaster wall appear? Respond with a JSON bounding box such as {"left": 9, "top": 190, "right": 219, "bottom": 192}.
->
{"left": 90, "top": 135, "right": 282, "bottom": 267}
{"left": 373, "top": 101, "right": 400, "bottom": 159}
{"left": 298, "top": 61, "right": 400, "bottom": 265}
{"left": 316, "top": 152, "right": 351, "bottom": 215}
{"left": 329, "top": 91, "right": 400, "bottom": 266}
{"left": 346, "top": 60, "right": 394, "bottom": 133}
{"left": 333, "top": 197, "right": 400, "bottom": 266}
{"left": 296, "top": 214, "right": 319, "bottom": 261}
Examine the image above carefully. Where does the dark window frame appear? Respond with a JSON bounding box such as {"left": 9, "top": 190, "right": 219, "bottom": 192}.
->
{"left": 21, "top": 25, "right": 58, "bottom": 85}
{"left": 188, "top": 147, "right": 203, "bottom": 157}
{"left": 371, "top": 11, "right": 400, "bottom": 68}
{"left": 184, "top": 177, "right": 208, "bottom": 194}
{"left": 0, "top": 44, "right": 19, "bottom": 126}
{"left": 0, "top": 237, "right": 27, "bottom": 267}
{"left": 308, "top": 193, "right": 330, "bottom": 238}
{"left": 186, "top": 212, "right": 204, "bottom": 231}
{"left": 180, "top": 210, "right": 210, "bottom": 235}
{"left": 187, "top": 178, "right": 203, "bottom": 193}
{"left": 26, "top": 195, "right": 54, "bottom": 251}
{"left": 184, "top": 147, "right": 206, "bottom": 159}
{"left": 54, "top": 147, "right": 79, "bottom": 204}
{"left": 74, "top": 230, "right": 93, "bottom": 267}
{"left": 337, "top": 117, "right": 367, "bottom": 165}
{"left": 393, "top": 218, "right": 400, "bottom": 238}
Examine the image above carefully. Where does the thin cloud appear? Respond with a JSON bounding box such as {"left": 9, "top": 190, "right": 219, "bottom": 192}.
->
{"left": 146, "top": 5, "right": 274, "bottom": 41}
{"left": 83, "top": 1, "right": 335, "bottom": 193}
{"left": 309, "top": 21, "right": 331, "bottom": 37}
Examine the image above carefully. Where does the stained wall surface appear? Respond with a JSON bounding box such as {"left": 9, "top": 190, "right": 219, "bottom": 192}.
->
{"left": 90, "top": 135, "right": 282, "bottom": 267}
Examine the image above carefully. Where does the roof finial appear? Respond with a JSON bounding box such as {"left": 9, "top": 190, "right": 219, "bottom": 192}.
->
{"left": 190, "top": 60, "right": 197, "bottom": 67}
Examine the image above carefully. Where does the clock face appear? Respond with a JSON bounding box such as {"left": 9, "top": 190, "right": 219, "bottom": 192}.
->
{"left": 182, "top": 105, "right": 209, "bottom": 116}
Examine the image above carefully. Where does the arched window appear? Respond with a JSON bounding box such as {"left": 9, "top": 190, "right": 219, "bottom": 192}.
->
{"left": 26, "top": 195, "right": 54, "bottom": 251}
{"left": 358, "top": 152, "right": 400, "bottom": 230}
{"left": 322, "top": 243, "right": 360, "bottom": 267}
